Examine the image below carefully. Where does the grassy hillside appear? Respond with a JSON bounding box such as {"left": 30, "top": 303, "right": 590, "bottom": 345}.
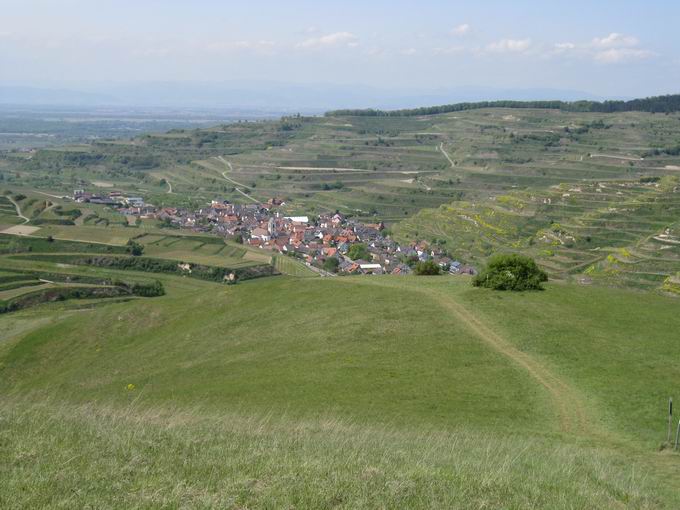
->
{"left": 2, "top": 104, "right": 680, "bottom": 506}
{"left": 2, "top": 399, "right": 668, "bottom": 509}
{"left": 2, "top": 272, "right": 680, "bottom": 507}
{"left": 4, "top": 107, "right": 680, "bottom": 290}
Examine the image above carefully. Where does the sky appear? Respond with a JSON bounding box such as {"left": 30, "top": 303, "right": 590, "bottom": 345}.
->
{"left": 1, "top": 0, "right": 679, "bottom": 102}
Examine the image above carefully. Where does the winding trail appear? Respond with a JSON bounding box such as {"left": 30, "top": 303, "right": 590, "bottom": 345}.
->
{"left": 7, "top": 196, "right": 29, "bottom": 224}
{"left": 344, "top": 278, "right": 593, "bottom": 436}
{"left": 430, "top": 289, "right": 591, "bottom": 435}
{"left": 214, "top": 157, "right": 260, "bottom": 204}
{"left": 438, "top": 142, "right": 456, "bottom": 168}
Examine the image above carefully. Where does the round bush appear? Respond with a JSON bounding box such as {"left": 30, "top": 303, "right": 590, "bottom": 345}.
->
{"left": 473, "top": 254, "right": 548, "bottom": 291}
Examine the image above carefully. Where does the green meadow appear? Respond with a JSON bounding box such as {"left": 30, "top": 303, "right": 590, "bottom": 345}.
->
{"left": 2, "top": 104, "right": 680, "bottom": 507}
{"left": 2, "top": 260, "right": 680, "bottom": 507}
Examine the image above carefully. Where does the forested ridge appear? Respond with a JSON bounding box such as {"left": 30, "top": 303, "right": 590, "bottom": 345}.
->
{"left": 326, "top": 94, "right": 680, "bottom": 117}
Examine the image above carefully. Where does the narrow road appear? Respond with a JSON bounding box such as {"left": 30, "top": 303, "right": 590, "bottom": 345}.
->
{"left": 216, "top": 157, "right": 251, "bottom": 188}
{"left": 590, "top": 154, "right": 643, "bottom": 161}
{"left": 276, "top": 166, "right": 371, "bottom": 173}
{"left": 214, "top": 157, "right": 260, "bottom": 203}
{"left": 438, "top": 142, "right": 456, "bottom": 168}
{"left": 305, "top": 263, "right": 336, "bottom": 277}
{"left": 35, "top": 191, "right": 69, "bottom": 200}
{"left": 7, "top": 196, "right": 29, "bottom": 224}
{"left": 235, "top": 187, "right": 259, "bottom": 203}
{"left": 164, "top": 178, "right": 173, "bottom": 194}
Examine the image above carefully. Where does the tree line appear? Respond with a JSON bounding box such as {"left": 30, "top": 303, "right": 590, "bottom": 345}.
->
{"left": 325, "top": 94, "right": 680, "bottom": 117}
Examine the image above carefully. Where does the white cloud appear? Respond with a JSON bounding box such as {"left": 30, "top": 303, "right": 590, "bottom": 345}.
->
{"left": 297, "top": 31, "right": 359, "bottom": 49}
{"left": 401, "top": 47, "right": 417, "bottom": 56}
{"left": 433, "top": 45, "right": 466, "bottom": 56}
{"left": 549, "top": 33, "right": 655, "bottom": 64}
{"left": 594, "top": 48, "right": 655, "bottom": 63}
{"left": 486, "top": 38, "right": 531, "bottom": 53}
{"left": 554, "top": 42, "right": 576, "bottom": 51}
{"left": 451, "top": 24, "right": 470, "bottom": 36}
{"left": 592, "top": 33, "right": 638, "bottom": 48}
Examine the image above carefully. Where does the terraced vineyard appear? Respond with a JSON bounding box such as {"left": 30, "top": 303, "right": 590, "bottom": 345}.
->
{"left": 133, "top": 233, "right": 261, "bottom": 267}
{"left": 0, "top": 258, "right": 164, "bottom": 314}
{"left": 395, "top": 175, "right": 680, "bottom": 289}
{"left": 3, "top": 107, "right": 680, "bottom": 291}
{"left": 0, "top": 232, "right": 278, "bottom": 316}
{"left": 0, "top": 194, "right": 22, "bottom": 228}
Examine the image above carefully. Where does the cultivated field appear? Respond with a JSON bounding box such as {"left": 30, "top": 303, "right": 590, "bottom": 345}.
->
{"left": 3, "top": 108, "right": 680, "bottom": 290}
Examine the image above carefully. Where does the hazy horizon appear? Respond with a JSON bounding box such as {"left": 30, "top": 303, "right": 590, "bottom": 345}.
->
{"left": 2, "top": 0, "right": 680, "bottom": 109}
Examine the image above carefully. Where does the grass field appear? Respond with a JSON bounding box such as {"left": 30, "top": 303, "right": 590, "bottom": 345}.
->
{"left": 2, "top": 271, "right": 680, "bottom": 507}
{"left": 2, "top": 398, "right": 668, "bottom": 509}
{"left": 3, "top": 105, "right": 680, "bottom": 507}
{"left": 273, "top": 253, "right": 318, "bottom": 276}
{"left": 134, "top": 233, "right": 259, "bottom": 268}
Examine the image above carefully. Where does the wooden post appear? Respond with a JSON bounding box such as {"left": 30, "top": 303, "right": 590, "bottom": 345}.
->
{"left": 675, "top": 419, "right": 680, "bottom": 450}
{"left": 669, "top": 398, "right": 674, "bottom": 443}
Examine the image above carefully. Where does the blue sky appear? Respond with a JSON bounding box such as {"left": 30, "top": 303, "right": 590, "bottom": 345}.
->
{"left": 2, "top": 0, "right": 679, "bottom": 98}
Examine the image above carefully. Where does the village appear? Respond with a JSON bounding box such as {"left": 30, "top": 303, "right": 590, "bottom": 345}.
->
{"left": 73, "top": 190, "right": 476, "bottom": 276}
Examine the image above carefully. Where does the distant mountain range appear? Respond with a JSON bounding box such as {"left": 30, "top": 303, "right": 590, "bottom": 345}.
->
{"left": 0, "top": 82, "right": 629, "bottom": 112}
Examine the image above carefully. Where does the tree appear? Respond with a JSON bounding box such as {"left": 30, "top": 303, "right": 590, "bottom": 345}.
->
{"left": 347, "top": 243, "right": 370, "bottom": 261}
{"left": 414, "top": 260, "right": 441, "bottom": 275}
{"left": 322, "top": 257, "right": 340, "bottom": 273}
{"left": 473, "top": 254, "right": 548, "bottom": 291}
{"left": 126, "top": 239, "right": 144, "bottom": 257}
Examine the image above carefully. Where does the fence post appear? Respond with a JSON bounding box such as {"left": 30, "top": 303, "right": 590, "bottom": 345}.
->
{"left": 669, "top": 398, "right": 674, "bottom": 443}
{"left": 675, "top": 419, "right": 680, "bottom": 450}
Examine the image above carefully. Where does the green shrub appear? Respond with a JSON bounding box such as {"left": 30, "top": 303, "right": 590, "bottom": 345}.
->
{"left": 414, "top": 260, "right": 441, "bottom": 275}
{"left": 473, "top": 254, "right": 548, "bottom": 291}
{"left": 126, "top": 240, "right": 144, "bottom": 256}
{"left": 347, "top": 244, "right": 370, "bottom": 261}
{"left": 322, "top": 257, "right": 340, "bottom": 273}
